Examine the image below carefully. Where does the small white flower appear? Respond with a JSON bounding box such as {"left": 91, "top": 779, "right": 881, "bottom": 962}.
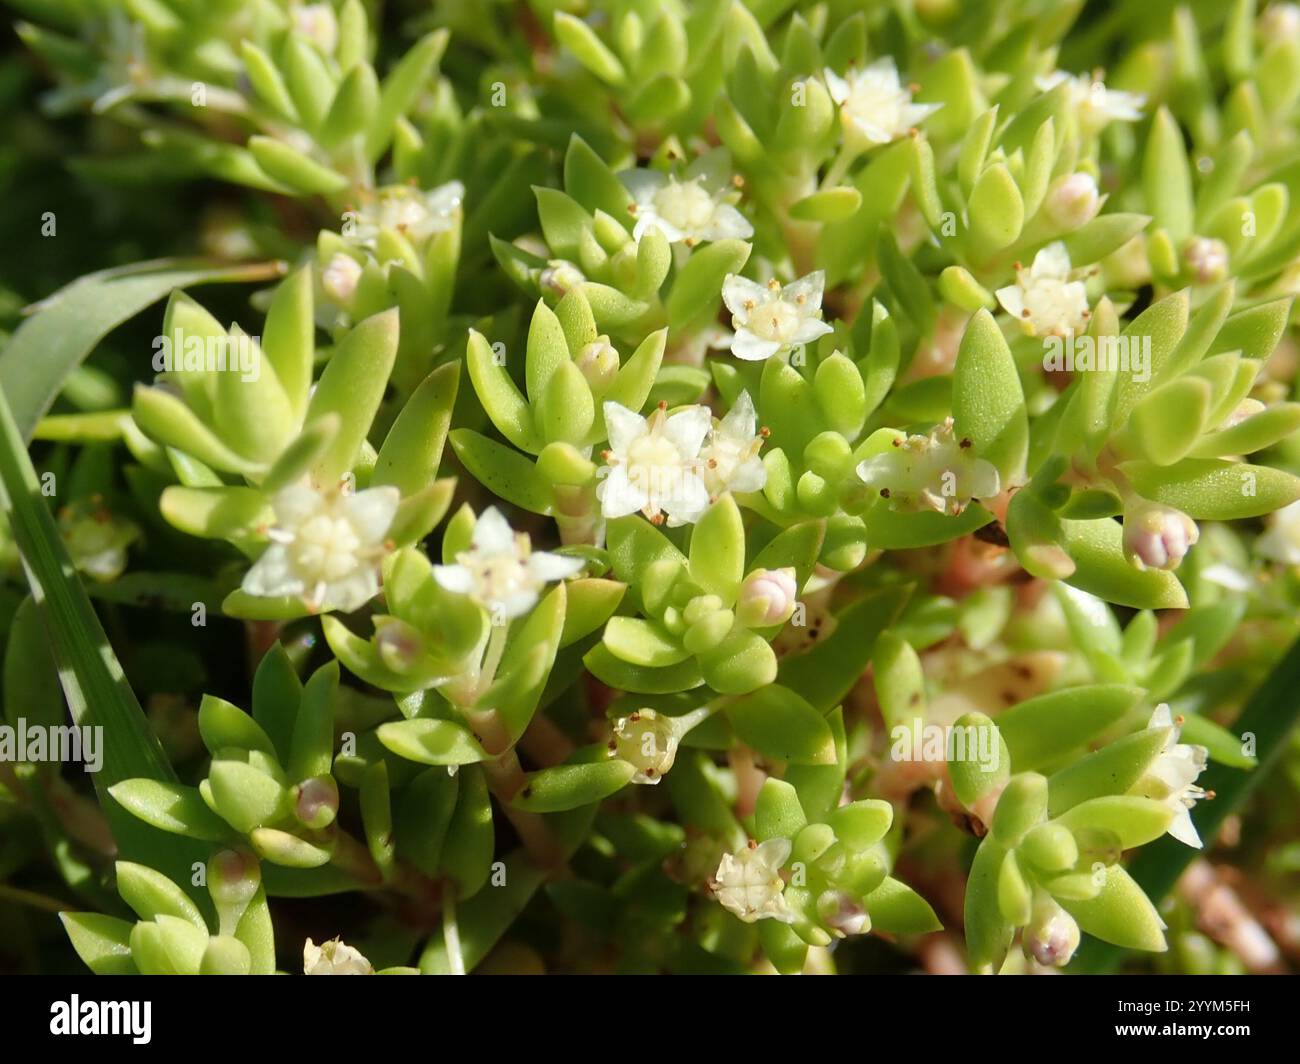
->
{"left": 597, "top": 401, "right": 712, "bottom": 526}
{"left": 1256, "top": 499, "right": 1300, "bottom": 565}
{"left": 1036, "top": 70, "right": 1146, "bottom": 133}
{"left": 995, "top": 242, "right": 1091, "bottom": 338}
{"left": 712, "top": 838, "right": 796, "bottom": 924}
{"left": 1183, "top": 236, "right": 1229, "bottom": 284}
{"left": 1259, "top": 3, "right": 1300, "bottom": 40}
{"left": 347, "top": 181, "right": 464, "bottom": 249}
{"left": 856, "top": 418, "right": 1001, "bottom": 516}
{"left": 700, "top": 390, "right": 767, "bottom": 498}
{"left": 321, "top": 252, "right": 362, "bottom": 305}
{"left": 722, "top": 272, "right": 834, "bottom": 361}
{"left": 1122, "top": 499, "right": 1199, "bottom": 572}
{"left": 303, "top": 937, "right": 373, "bottom": 975}
{"left": 292, "top": 2, "right": 339, "bottom": 55}
{"left": 1134, "top": 704, "right": 1210, "bottom": 849}
{"left": 432, "top": 507, "right": 583, "bottom": 620}
{"left": 824, "top": 59, "right": 942, "bottom": 147}
{"left": 242, "top": 481, "right": 399, "bottom": 613}
{"left": 609, "top": 709, "right": 680, "bottom": 784}
{"left": 622, "top": 170, "right": 753, "bottom": 246}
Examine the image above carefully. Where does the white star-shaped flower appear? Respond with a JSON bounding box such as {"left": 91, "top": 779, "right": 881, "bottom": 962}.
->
{"left": 347, "top": 181, "right": 465, "bottom": 249}
{"left": 242, "top": 481, "right": 399, "bottom": 613}
{"left": 432, "top": 507, "right": 583, "bottom": 620}
{"left": 1036, "top": 70, "right": 1146, "bottom": 133}
{"left": 856, "top": 417, "right": 1001, "bottom": 516}
{"left": 1256, "top": 499, "right": 1300, "bottom": 566}
{"left": 1134, "top": 704, "right": 1210, "bottom": 849}
{"left": 597, "top": 401, "right": 712, "bottom": 526}
{"left": 722, "top": 271, "right": 834, "bottom": 361}
{"left": 303, "top": 937, "right": 373, "bottom": 975}
{"left": 995, "top": 242, "right": 1090, "bottom": 338}
{"left": 622, "top": 170, "right": 753, "bottom": 247}
{"left": 712, "top": 838, "right": 796, "bottom": 924}
{"left": 824, "top": 59, "right": 942, "bottom": 147}
{"left": 700, "top": 390, "right": 767, "bottom": 499}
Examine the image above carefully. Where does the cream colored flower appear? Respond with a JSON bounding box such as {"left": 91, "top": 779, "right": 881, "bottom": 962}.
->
{"left": 856, "top": 418, "right": 1000, "bottom": 516}
{"left": 700, "top": 390, "right": 767, "bottom": 498}
{"left": 996, "top": 242, "right": 1090, "bottom": 338}
{"left": 291, "top": 3, "right": 338, "bottom": 55}
{"left": 1133, "top": 704, "right": 1210, "bottom": 849}
{"left": 433, "top": 507, "right": 583, "bottom": 620}
{"left": 303, "top": 937, "right": 373, "bottom": 975}
{"left": 321, "top": 252, "right": 362, "bottom": 305}
{"left": 242, "top": 481, "right": 399, "bottom": 613}
{"left": 1036, "top": 70, "right": 1145, "bottom": 133}
{"left": 713, "top": 838, "right": 796, "bottom": 924}
{"left": 609, "top": 709, "right": 680, "bottom": 784}
{"left": 824, "top": 59, "right": 941, "bottom": 147}
{"left": 347, "top": 181, "right": 464, "bottom": 249}
{"left": 722, "top": 272, "right": 834, "bottom": 361}
{"left": 1256, "top": 499, "right": 1300, "bottom": 565}
{"left": 623, "top": 170, "right": 752, "bottom": 246}
{"left": 598, "top": 401, "right": 712, "bottom": 526}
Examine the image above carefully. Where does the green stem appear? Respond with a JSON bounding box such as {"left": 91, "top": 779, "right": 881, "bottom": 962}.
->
{"left": 443, "top": 888, "right": 466, "bottom": 975}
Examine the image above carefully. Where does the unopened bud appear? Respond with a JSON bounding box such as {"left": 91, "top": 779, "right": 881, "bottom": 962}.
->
{"left": 736, "top": 567, "right": 798, "bottom": 627}
{"left": 1123, "top": 500, "right": 1199, "bottom": 571}
{"left": 817, "top": 890, "right": 871, "bottom": 937}
{"left": 1223, "top": 397, "right": 1265, "bottom": 428}
{"left": 208, "top": 848, "right": 261, "bottom": 934}
{"left": 540, "top": 260, "right": 585, "bottom": 296}
{"left": 575, "top": 337, "right": 620, "bottom": 393}
{"left": 1260, "top": 2, "right": 1300, "bottom": 40}
{"left": 609, "top": 709, "right": 679, "bottom": 785}
{"left": 1024, "top": 893, "right": 1080, "bottom": 967}
{"left": 304, "top": 936, "right": 373, "bottom": 975}
{"left": 1183, "top": 236, "right": 1228, "bottom": 285}
{"left": 374, "top": 617, "right": 427, "bottom": 674}
{"left": 293, "top": 775, "right": 339, "bottom": 829}
{"left": 321, "top": 252, "right": 362, "bottom": 305}
{"left": 1044, "top": 173, "right": 1100, "bottom": 230}
{"left": 293, "top": 4, "right": 339, "bottom": 55}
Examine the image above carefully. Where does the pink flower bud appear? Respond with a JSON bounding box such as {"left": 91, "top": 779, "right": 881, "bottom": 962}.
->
{"left": 293, "top": 776, "right": 339, "bottom": 829}
{"left": 1045, "top": 172, "right": 1100, "bottom": 230}
{"left": 1024, "top": 895, "right": 1081, "bottom": 967}
{"left": 540, "top": 260, "right": 585, "bottom": 296}
{"left": 736, "top": 567, "right": 798, "bottom": 627}
{"left": 1124, "top": 500, "right": 1199, "bottom": 571}
{"left": 374, "top": 617, "right": 427, "bottom": 674}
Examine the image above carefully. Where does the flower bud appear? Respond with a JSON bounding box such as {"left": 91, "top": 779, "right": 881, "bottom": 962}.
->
{"left": 1222, "top": 397, "right": 1265, "bottom": 428}
{"left": 293, "top": 3, "right": 339, "bottom": 55}
{"left": 736, "top": 567, "right": 798, "bottom": 627}
{"left": 292, "top": 775, "right": 340, "bottom": 830}
{"left": 208, "top": 849, "right": 261, "bottom": 934}
{"left": 540, "top": 260, "right": 585, "bottom": 296}
{"left": 817, "top": 890, "right": 871, "bottom": 937}
{"left": 609, "top": 709, "right": 679, "bottom": 784}
{"left": 1183, "top": 236, "right": 1228, "bottom": 284}
{"left": 575, "top": 337, "right": 619, "bottom": 394}
{"left": 1123, "top": 500, "right": 1199, "bottom": 571}
{"left": 1044, "top": 172, "right": 1100, "bottom": 230}
{"left": 1024, "top": 893, "right": 1081, "bottom": 968}
{"left": 374, "top": 616, "right": 428, "bottom": 674}
{"left": 321, "top": 252, "right": 362, "bottom": 305}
